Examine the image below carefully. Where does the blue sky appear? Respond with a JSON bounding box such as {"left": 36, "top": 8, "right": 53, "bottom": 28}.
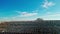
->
{"left": 0, "top": 0, "right": 60, "bottom": 21}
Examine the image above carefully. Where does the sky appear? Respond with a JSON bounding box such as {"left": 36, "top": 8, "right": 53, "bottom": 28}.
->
{"left": 0, "top": 0, "right": 60, "bottom": 22}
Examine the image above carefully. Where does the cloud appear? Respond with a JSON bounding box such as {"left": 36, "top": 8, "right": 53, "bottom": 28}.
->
{"left": 40, "top": 12, "right": 60, "bottom": 20}
{"left": 1, "top": 9, "right": 39, "bottom": 22}
{"left": 16, "top": 11, "right": 38, "bottom": 17}
{"left": 21, "top": 12, "right": 37, "bottom": 17}
{"left": 0, "top": 11, "right": 38, "bottom": 22}
{"left": 42, "top": 0, "right": 55, "bottom": 9}
{"left": 0, "top": 17, "right": 12, "bottom": 22}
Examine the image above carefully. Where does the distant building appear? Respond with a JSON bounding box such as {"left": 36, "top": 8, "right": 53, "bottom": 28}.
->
{"left": 0, "top": 18, "right": 58, "bottom": 34}
{"left": 0, "top": 22, "right": 8, "bottom": 32}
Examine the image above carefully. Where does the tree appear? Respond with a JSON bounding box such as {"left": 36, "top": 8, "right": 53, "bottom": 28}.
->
{"left": 35, "top": 18, "right": 43, "bottom": 22}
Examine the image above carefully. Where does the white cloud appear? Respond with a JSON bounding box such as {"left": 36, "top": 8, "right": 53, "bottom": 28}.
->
{"left": 16, "top": 11, "right": 38, "bottom": 17}
{"left": 21, "top": 12, "right": 37, "bottom": 17}
{"left": 10, "top": 11, "right": 38, "bottom": 21}
{"left": 0, "top": 11, "right": 38, "bottom": 22}
{"left": 42, "top": 0, "right": 55, "bottom": 8}
{"left": 0, "top": 17, "right": 12, "bottom": 22}
{"left": 40, "top": 12, "right": 60, "bottom": 20}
